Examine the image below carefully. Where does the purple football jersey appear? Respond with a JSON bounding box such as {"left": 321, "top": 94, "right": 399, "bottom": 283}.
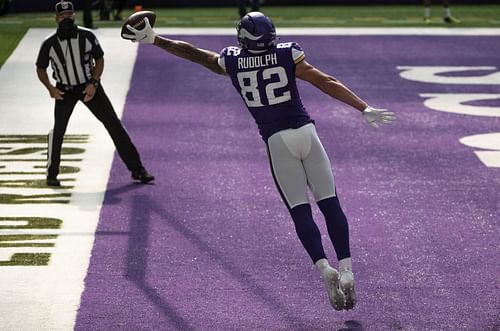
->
{"left": 219, "top": 42, "right": 313, "bottom": 141}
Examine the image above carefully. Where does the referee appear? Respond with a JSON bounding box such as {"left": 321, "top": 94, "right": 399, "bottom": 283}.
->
{"left": 36, "top": 1, "right": 154, "bottom": 186}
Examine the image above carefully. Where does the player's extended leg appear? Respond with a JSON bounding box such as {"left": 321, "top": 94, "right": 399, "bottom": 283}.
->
{"left": 442, "top": 0, "right": 460, "bottom": 23}
{"left": 317, "top": 197, "right": 356, "bottom": 309}
{"left": 237, "top": 0, "right": 247, "bottom": 18}
{"left": 83, "top": 85, "right": 154, "bottom": 183}
{"left": 47, "top": 89, "right": 78, "bottom": 186}
{"left": 266, "top": 130, "right": 325, "bottom": 260}
{"left": 423, "top": 0, "right": 432, "bottom": 24}
{"left": 113, "top": 0, "right": 126, "bottom": 21}
{"left": 267, "top": 124, "right": 345, "bottom": 310}
{"left": 250, "top": 0, "right": 260, "bottom": 12}
{"left": 301, "top": 124, "right": 356, "bottom": 309}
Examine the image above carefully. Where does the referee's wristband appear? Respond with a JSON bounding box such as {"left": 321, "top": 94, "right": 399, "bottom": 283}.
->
{"left": 88, "top": 78, "right": 99, "bottom": 88}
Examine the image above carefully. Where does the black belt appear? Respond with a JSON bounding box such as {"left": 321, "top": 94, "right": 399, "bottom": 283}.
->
{"left": 56, "top": 83, "right": 87, "bottom": 91}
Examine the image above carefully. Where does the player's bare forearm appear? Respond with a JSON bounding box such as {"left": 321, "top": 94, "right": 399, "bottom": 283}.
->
{"left": 92, "top": 57, "right": 104, "bottom": 80}
{"left": 319, "top": 76, "right": 368, "bottom": 112}
{"left": 296, "top": 60, "right": 368, "bottom": 112}
{"left": 153, "top": 36, "right": 226, "bottom": 75}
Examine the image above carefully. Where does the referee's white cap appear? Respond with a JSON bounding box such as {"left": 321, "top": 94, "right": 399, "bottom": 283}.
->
{"left": 55, "top": 1, "right": 74, "bottom": 14}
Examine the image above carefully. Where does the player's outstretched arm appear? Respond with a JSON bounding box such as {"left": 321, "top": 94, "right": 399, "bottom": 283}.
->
{"left": 295, "top": 59, "right": 395, "bottom": 128}
{"left": 153, "top": 36, "right": 226, "bottom": 75}
{"left": 296, "top": 59, "right": 367, "bottom": 111}
{"left": 122, "top": 18, "right": 225, "bottom": 75}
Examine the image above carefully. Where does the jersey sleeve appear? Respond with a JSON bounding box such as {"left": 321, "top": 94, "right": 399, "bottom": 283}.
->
{"left": 35, "top": 39, "right": 51, "bottom": 69}
{"left": 88, "top": 32, "right": 104, "bottom": 59}
{"left": 291, "top": 42, "right": 305, "bottom": 64}
{"left": 217, "top": 47, "right": 228, "bottom": 73}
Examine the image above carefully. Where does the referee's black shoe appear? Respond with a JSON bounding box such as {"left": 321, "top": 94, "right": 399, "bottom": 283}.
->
{"left": 46, "top": 177, "right": 61, "bottom": 187}
{"left": 131, "top": 167, "right": 155, "bottom": 184}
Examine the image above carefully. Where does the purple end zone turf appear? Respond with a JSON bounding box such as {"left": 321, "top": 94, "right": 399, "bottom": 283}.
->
{"left": 75, "top": 35, "right": 499, "bottom": 330}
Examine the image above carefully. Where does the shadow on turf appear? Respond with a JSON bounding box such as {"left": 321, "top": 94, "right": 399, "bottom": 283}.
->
{"left": 102, "top": 182, "right": 145, "bottom": 205}
{"left": 124, "top": 193, "right": 325, "bottom": 330}
{"left": 124, "top": 194, "right": 194, "bottom": 330}
{"left": 337, "top": 320, "right": 364, "bottom": 331}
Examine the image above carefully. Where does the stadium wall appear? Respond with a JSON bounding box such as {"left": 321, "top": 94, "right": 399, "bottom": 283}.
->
{"left": 9, "top": 0, "right": 500, "bottom": 13}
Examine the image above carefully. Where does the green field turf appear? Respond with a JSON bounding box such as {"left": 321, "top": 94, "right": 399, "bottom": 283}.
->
{"left": 1, "top": 5, "right": 500, "bottom": 68}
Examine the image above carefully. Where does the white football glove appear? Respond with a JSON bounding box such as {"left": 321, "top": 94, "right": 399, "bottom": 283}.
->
{"left": 362, "top": 106, "right": 395, "bottom": 128}
{"left": 122, "top": 17, "right": 157, "bottom": 44}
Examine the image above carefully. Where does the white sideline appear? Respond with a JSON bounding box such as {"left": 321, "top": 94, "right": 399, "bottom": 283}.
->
{"left": 0, "top": 28, "right": 138, "bottom": 331}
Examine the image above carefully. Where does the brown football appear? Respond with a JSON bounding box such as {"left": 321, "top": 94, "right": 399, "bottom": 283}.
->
{"left": 121, "top": 11, "right": 156, "bottom": 39}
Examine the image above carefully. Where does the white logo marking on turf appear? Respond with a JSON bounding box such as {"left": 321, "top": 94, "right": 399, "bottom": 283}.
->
{"left": 398, "top": 65, "right": 500, "bottom": 169}
{"left": 459, "top": 133, "right": 500, "bottom": 168}
{"left": 419, "top": 93, "right": 500, "bottom": 117}
{"left": 397, "top": 66, "right": 500, "bottom": 85}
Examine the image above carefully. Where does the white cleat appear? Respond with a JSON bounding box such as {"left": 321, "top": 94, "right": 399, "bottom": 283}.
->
{"left": 340, "top": 270, "right": 356, "bottom": 310}
{"left": 323, "top": 268, "right": 345, "bottom": 311}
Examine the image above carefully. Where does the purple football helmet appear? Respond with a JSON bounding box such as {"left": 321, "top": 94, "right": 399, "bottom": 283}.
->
{"left": 237, "top": 12, "right": 277, "bottom": 52}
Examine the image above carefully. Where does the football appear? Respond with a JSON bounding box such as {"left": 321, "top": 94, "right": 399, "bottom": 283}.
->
{"left": 121, "top": 11, "right": 156, "bottom": 39}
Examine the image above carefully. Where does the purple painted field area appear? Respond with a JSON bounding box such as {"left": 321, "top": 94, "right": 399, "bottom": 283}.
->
{"left": 76, "top": 35, "right": 499, "bottom": 330}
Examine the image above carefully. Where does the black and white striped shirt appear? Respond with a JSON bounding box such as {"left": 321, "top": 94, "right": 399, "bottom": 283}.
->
{"left": 36, "top": 27, "right": 104, "bottom": 86}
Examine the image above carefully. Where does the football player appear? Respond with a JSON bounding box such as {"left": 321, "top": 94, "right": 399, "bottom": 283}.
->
{"left": 423, "top": 0, "right": 461, "bottom": 24}
{"left": 123, "top": 12, "right": 395, "bottom": 310}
